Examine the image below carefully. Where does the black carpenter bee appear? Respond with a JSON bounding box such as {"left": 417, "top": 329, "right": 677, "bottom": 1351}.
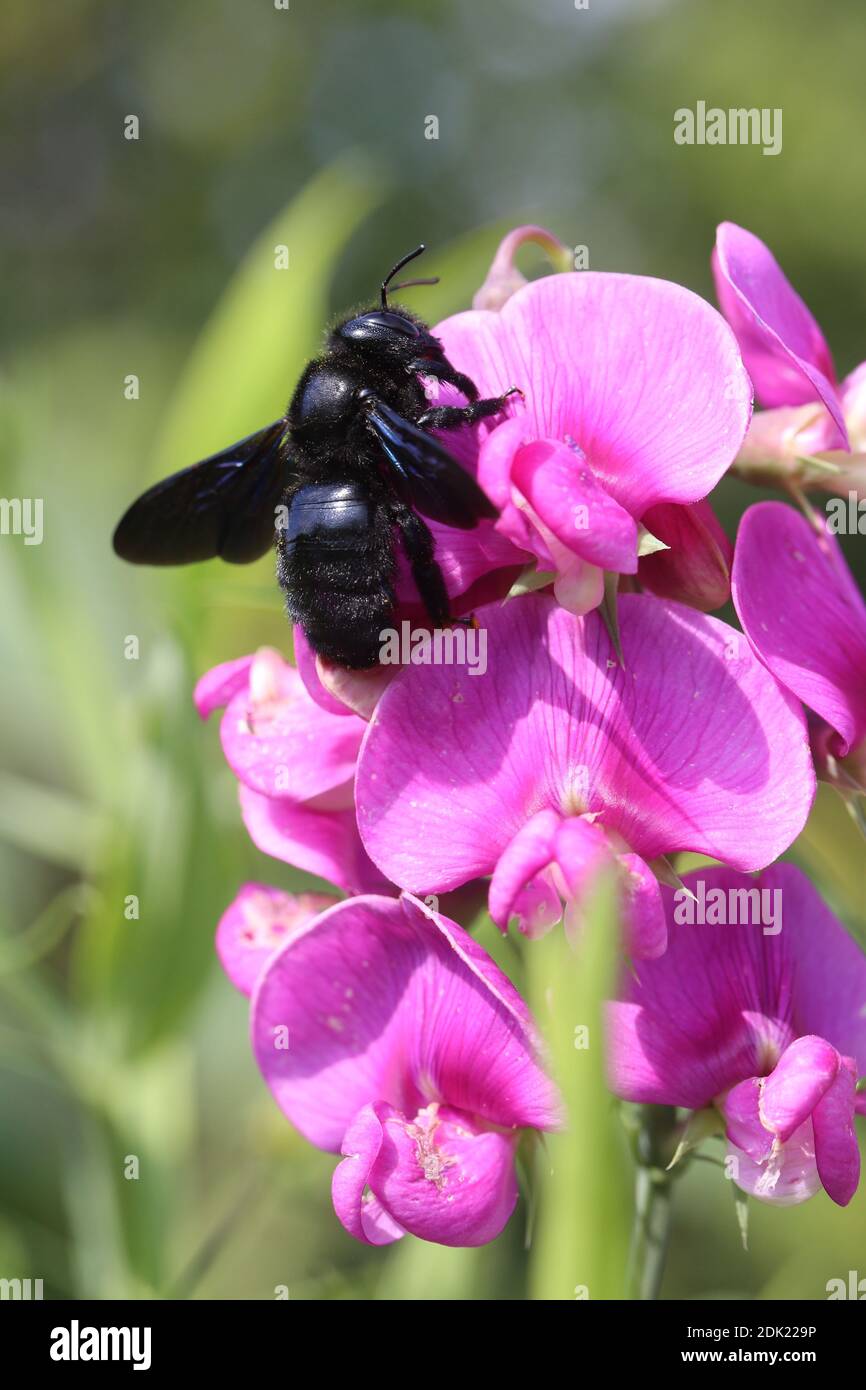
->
{"left": 113, "top": 245, "right": 519, "bottom": 667}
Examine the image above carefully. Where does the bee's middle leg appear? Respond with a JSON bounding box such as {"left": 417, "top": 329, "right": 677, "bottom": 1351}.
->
{"left": 390, "top": 502, "right": 452, "bottom": 627}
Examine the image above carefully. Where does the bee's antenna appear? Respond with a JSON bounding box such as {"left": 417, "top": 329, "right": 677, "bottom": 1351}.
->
{"left": 388, "top": 275, "right": 440, "bottom": 295}
{"left": 382, "top": 245, "right": 427, "bottom": 308}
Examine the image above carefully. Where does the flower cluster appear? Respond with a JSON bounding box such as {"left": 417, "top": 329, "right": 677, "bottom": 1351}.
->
{"left": 198, "top": 225, "right": 866, "bottom": 1249}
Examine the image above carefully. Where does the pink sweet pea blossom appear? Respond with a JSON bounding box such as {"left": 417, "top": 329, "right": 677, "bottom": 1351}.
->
{"left": 194, "top": 647, "right": 390, "bottom": 894}
{"left": 248, "top": 892, "right": 560, "bottom": 1247}
{"left": 355, "top": 593, "right": 814, "bottom": 959}
{"left": 607, "top": 864, "right": 866, "bottom": 1206}
{"left": 732, "top": 500, "right": 866, "bottom": 796}
{"left": 423, "top": 244, "right": 751, "bottom": 616}
{"left": 216, "top": 882, "right": 338, "bottom": 996}
{"left": 713, "top": 222, "right": 866, "bottom": 490}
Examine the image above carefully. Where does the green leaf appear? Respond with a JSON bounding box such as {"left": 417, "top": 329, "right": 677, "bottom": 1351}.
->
{"left": 667, "top": 1106, "right": 723, "bottom": 1171}
{"left": 154, "top": 155, "right": 387, "bottom": 474}
{"left": 504, "top": 566, "right": 556, "bottom": 601}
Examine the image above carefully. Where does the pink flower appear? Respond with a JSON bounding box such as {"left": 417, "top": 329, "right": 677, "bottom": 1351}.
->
{"left": 424, "top": 256, "right": 751, "bottom": 616}
{"left": 355, "top": 594, "right": 814, "bottom": 958}
{"left": 732, "top": 500, "right": 866, "bottom": 794}
{"left": 607, "top": 864, "right": 866, "bottom": 1206}
{"left": 216, "top": 883, "right": 338, "bottom": 996}
{"left": 248, "top": 892, "right": 559, "bottom": 1247}
{"left": 194, "top": 648, "right": 389, "bottom": 894}
{"left": 713, "top": 222, "right": 866, "bottom": 488}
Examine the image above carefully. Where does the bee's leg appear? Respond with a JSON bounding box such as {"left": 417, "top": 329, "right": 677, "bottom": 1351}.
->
{"left": 416, "top": 387, "right": 522, "bottom": 431}
{"left": 390, "top": 502, "right": 452, "bottom": 627}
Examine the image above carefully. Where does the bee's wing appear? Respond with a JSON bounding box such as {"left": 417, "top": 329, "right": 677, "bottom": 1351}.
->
{"left": 113, "top": 420, "right": 289, "bottom": 565}
{"left": 362, "top": 397, "right": 497, "bottom": 529}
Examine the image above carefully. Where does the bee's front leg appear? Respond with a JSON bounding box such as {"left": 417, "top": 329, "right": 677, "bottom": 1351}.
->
{"left": 416, "top": 387, "right": 522, "bottom": 431}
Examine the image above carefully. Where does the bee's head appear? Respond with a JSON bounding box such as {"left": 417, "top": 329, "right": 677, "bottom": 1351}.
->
{"left": 335, "top": 306, "right": 437, "bottom": 352}
{"left": 334, "top": 244, "right": 441, "bottom": 357}
{"left": 332, "top": 245, "right": 479, "bottom": 400}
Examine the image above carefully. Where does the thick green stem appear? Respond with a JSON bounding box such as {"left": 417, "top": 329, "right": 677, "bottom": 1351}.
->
{"left": 628, "top": 1164, "right": 673, "bottom": 1300}
{"left": 626, "top": 1104, "right": 677, "bottom": 1300}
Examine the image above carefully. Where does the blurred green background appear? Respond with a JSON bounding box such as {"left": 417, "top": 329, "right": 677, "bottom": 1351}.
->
{"left": 1, "top": 0, "right": 865, "bottom": 1301}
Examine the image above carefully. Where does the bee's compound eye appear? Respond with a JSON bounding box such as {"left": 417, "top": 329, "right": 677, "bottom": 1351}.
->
{"left": 339, "top": 311, "right": 421, "bottom": 342}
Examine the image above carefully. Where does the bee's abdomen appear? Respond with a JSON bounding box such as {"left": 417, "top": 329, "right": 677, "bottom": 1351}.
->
{"left": 277, "top": 482, "right": 396, "bottom": 668}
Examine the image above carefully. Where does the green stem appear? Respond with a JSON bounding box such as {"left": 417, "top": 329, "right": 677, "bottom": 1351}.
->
{"left": 626, "top": 1104, "right": 677, "bottom": 1300}
{"left": 628, "top": 1164, "right": 673, "bottom": 1300}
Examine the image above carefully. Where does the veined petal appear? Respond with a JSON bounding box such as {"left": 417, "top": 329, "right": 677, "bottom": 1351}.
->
{"left": 713, "top": 222, "right": 847, "bottom": 449}
{"left": 332, "top": 1103, "right": 405, "bottom": 1245}
{"left": 250, "top": 894, "right": 558, "bottom": 1152}
{"left": 732, "top": 501, "right": 866, "bottom": 755}
{"left": 607, "top": 863, "right": 866, "bottom": 1139}
{"left": 356, "top": 594, "right": 813, "bottom": 895}
{"left": 760, "top": 1036, "right": 840, "bottom": 1142}
{"left": 770, "top": 863, "right": 866, "bottom": 1076}
{"left": 216, "top": 883, "right": 337, "bottom": 997}
{"left": 238, "top": 784, "right": 389, "bottom": 896}
{"left": 607, "top": 867, "right": 797, "bottom": 1109}
{"left": 813, "top": 1058, "right": 860, "bottom": 1206}
{"left": 219, "top": 649, "right": 364, "bottom": 801}
{"left": 728, "top": 1120, "right": 822, "bottom": 1207}
{"left": 511, "top": 439, "right": 638, "bottom": 572}
{"left": 194, "top": 655, "right": 254, "bottom": 720}
{"left": 437, "top": 271, "right": 752, "bottom": 518}
{"left": 365, "top": 1101, "right": 520, "bottom": 1247}
{"left": 718, "top": 1077, "right": 774, "bottom": 1163}
{"left": 637, "top": 500, "right": 733, "bottom": 612}
{"left": 489, "top": 808, "right": 561, "bottom": 932}
{"left": 293, "top": 626, "right": 356, "bottom": 717}
{"left": 616, "top": 853, "right": 668, "bottom": 960}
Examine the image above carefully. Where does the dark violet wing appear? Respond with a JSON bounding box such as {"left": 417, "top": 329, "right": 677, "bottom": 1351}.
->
{"left": 112, "top": 420, "right": 289, "bottom": 565}
{"left": 362, "top": 397, "right": 497, "bottom": 529}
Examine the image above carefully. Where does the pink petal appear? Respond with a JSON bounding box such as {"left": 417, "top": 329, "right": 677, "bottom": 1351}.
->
{"left": 396, "top": 515, "right": 526, "bottom": 612}
{"left": 219, "top": 649, "right": 364, "bottom": 802}
{"left": 713, "top": 222, "right": 847, "bottom": 448}
{"left": 314, "top": 657, "right": 395, "bottom": 722}
{"left": 771, "top": 862, "right": 866, "bottom": 1075}
{"left": 812, "top": 1057, "right": 860, "bottom": 1206}
{"left": 553, "top": 815, "right": 612, "bottom": 896}
{"left": 732, "top": 501, "right": 866, "bottom": 755}
{"left": 216, "top": 882, "right": 338, "bottom": 997}
{"left": 760, "top": 1036, "right": 839, "bottom": 1141}
{"left": 293, "top": 627, "right": 356, "bottom": 717}
{"left": 736, "top": 401, "right": 838, "bottom": 471}
{"left": 616, "top": 853, "right": 668, "bottom": 960}
{"left": 332, "top": 1103, "right": 405, "bottom": 1245}
{"left": 356, "top": 594, "right": 814, "bottom": 896}
{"left": 437, "top": 271, "right": 752, "bottom": 518}
{"left": 607, "top": 866, "right": 796, "bottom": 1108}
{"left": 608, "top": 863, "right": 866, "bottom": 1115}
{"left": 508, "top": 870, "right": 563, "bottom": 940}
{"left": 194, "top": 655, "right": 254, "bottom": 720}
{"left": 719, "top": 1076, "right": 774, "bottom": 1163}
{"left": 510, "top": 438, "right": 638, "bottom": 572}
{"left": 638, "top": 500, "right": 733, "bottom": 613}
{"left": 364, "top": 1101, "right": 520, "bottom": 1247}
{"left": 250, "top": 894, "right": 558, "bottom": 1152}
{"left": 728, "top": 1119, "right": 822, "bottom": 1207}
{"left": 239, "top": 785, "right": 390, "bottom": 896}
{"left": 488, "top": 808, "right": 561, "bottom": 932}
{"left": 840, "top": 359, "right": 866, "bottom": 444}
